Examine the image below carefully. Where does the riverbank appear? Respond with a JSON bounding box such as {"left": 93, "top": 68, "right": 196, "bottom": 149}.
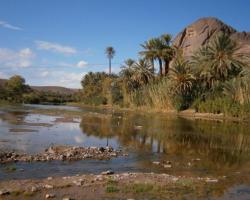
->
{"left": 67, "top": 102, "right": 249, "bottom": 123}
{"left": 0, "top": 172, "right": 222, "bottom": 200}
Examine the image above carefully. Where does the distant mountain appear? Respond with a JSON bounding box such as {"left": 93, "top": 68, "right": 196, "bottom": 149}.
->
{"left": 31, "top": 86, "right": 79, "bottom": 95}
{"left": 172, "top": 17, "right": 250, "bottom": 57}
{"left": 0, "top": 78, "right": 78, "bottom": 95}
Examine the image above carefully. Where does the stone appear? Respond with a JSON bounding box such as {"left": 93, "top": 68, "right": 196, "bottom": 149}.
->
{"left": 46, "top": 147, "right": 55, "bottom": 154}
{"left": 0, "top": 190, "right": 10, "bottom": 196}
{"left": 163, "top": 164, "right": 172, "bottom": 168}
{"left": 31, "top": 186, "right": 38, "bottom": 192}
{"left": 205, "top": 178, "right": 218, "bottom": 183}
{"left": 63, "top": 198, "right": 73, "bottom": 200}
{"left": 134, "top": 125, "right": 143, "bottom": 130}
{"left": 101, "top": 170, "right": 114, "bottom": 175}
{"left": 47, "top": 177, "right": 53, "bottom": 180}
{"left": 46, "top": 193, "right": 56, "bottom": 198}
{"left": 59, "top": 154, "right": 66, "bottom": 160}
{"left": 73, "top": 180, "right": 84, "bottom": 186}
{"left": 152, "top": 161, "right": 160, "bottom": 165}
{"left": 44, "top": 184, "right": 54, "bottom": 189}
{"left": 98, "top": 147, "right": 105, "bottom": 152}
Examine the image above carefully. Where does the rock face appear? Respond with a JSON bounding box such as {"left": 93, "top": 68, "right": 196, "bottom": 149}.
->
{"left": 172, "top": 17, "right": 250, "bottom": 57}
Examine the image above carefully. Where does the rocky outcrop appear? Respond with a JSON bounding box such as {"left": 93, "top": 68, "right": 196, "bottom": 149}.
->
{"left": 0, "top": 145, "right": 125, "bottom": 164}
{"left": 172, "top": 17, "right": 250, "bottom": 57}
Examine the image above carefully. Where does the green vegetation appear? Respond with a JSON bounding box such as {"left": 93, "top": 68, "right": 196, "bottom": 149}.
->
{"left": 4, "top": 164, "right": 17, "bottom": 172}
{"left": 79, "top": 32, "right": 250, "bottom": 118}
{"left": 106, "top": 178, "right": 120, "bottom": 193}
{"left": 0, "top": 75, "right": 77, "bottom": 104}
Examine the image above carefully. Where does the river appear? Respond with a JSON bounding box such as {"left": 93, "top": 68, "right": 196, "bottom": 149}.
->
{"left": 1, "top": 104, "right": 250, "bottom": 199}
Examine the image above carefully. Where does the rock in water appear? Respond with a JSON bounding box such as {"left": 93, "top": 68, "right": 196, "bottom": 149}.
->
{"left": 172, "top": 17, "right": 250, "bottom": 58}
{"left": 101, "top": 170, "right": 114, "bottom": 175}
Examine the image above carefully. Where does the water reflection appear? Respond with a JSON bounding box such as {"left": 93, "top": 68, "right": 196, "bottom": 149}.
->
{"left": 1, "top": 105, "right": 250, "bottom": 177}
{"left": 79, "top": 112, "right": 250, "bottom": 171}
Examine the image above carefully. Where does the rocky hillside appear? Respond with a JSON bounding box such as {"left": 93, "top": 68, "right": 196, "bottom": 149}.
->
{"left": 31, "top": 86, "right": 78, "bottom": 95}
{"left": 172, "top": 17, "right": 250, "bottom": 57}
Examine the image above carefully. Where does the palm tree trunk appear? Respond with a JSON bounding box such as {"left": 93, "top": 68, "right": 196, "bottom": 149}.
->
{"left": 164, "top": 59, "right": 170, "bottom": 75}
{"left": 158, "top": 58, "right": 163, "bottom": 76}
{"left": 109, "top": 58, "right": 111, "bottom": 74}
{"left": 151, "top": 58, "right": 154, "bottom": 74}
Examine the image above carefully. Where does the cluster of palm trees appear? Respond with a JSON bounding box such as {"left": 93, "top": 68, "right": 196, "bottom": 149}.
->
{"left": 139, "top": 34, "right": 175, "bottom": 76}
{"left": 103, "top": 32, "right": 249, "bottom": 110}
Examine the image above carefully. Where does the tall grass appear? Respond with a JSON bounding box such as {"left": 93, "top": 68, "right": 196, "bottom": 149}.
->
{"left": 192, "top": 97, "right": 250, "bottom": 118}
{"left": 128, "top": 78, "right": 174, "bottom": 110}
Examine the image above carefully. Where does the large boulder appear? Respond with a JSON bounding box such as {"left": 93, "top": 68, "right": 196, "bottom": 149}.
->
{"left": 172, "top": 17, "right": 250, "bottom": 58}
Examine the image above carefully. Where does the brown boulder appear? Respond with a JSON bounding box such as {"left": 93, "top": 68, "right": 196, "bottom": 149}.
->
{"left": 172, "top": 17, "right": 250, "bottom": 58}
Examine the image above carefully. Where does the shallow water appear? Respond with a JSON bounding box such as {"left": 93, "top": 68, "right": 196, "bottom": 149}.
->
{"left": 1, "top": 104, "right": 250, "bottom": 199}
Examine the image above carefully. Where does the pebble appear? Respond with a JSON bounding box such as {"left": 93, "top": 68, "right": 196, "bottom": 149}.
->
{"left": 163, "top": 164, "right": 172, "bottom": 168}
{"left": 46, "top": 193, "right": 56, "bottom": 198}
{"left": 31, "top": 186, "right": 38, "bottom": 192}
{"left": 134, "top": 125, "right": 143, "bottom": 130}
{"left": 101, "top": 170, "right": 114, "bottom": 175}
{"left": 73, "top": 180, "right": 84, "bottom": 186}
{"left": 44, "top": 184, "right": 54, "bottom": 189}
{"left": 63, "top": 198, "right": 73, "bottom": 200}
{"left": 0, "top": 190, "right": 10, "bottom": 196}
{"left": 205, "top": 178, "right": 218, "bottom": 183}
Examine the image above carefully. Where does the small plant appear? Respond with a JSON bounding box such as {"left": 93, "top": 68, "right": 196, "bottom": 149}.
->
{"left": 5, "top": 165, "right": 17, "bottom": 172}
{"left": 106, "top": 185, "right": 119, "bottom": 193}
{"left": 105, "top": 178, "right": 119, "bottom": 193}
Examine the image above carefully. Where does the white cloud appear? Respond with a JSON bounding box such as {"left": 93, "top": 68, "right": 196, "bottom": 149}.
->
{"left": 76, "top": 60, "right": 88, "bottom": 68}
{"left": 38, "top": 70, "right": 86, "bottom": 88}
{"left": 35, "top": 40, "right": 77, "bottom": 54}
{"left": 0, "top": 20, "right": 22, "bottom": 31}
{"left": 104, "top": 66, "right": 121, "bottom": 74}
{"left": 56, "top": 60, "right": 88, "bottom": 68}
{"left": 40, "top": 71, "right": 49, "bottom": 77}
{"left": 0, "top": 48, "right": 35, "bottom": 68}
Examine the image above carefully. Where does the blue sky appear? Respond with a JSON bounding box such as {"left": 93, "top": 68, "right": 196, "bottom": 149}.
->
{"left": 0, "top": 0, "right": 249, "bottom": 88}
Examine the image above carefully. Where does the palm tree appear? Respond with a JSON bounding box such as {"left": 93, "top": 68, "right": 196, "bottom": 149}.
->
{"left": 160, "top": 34, "right": 175, "bottom": 75}
{"left": 132, "top": 59, "right": 154, "bottom": 85}
{"left": 120, "top": 59, "right": 135, "bottom": 91}
{"left": 140, "top": 35, "right": 174, "bottom": 76}
{"left": 140, "top": 39, "right": 157, "bottom": 74}
{"left": 223, "top": 70, "right": 250, "bottom": 104}
{"left": 105, "top": 46, "right": 115, "bottom": 74}
{"left": 169, "top": 57, "right": 196, "bottom": 96}
{"left": 192, "top": 33, "right": 249, "bottom": 86}
{"left": 152, "top": 38, "right": 165, "bottom": 76}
